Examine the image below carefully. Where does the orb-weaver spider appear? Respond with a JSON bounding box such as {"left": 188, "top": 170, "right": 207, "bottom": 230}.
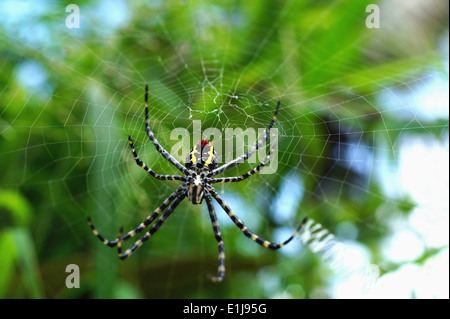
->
{"left": 88, "top": 85, "right": 307, "bottom": 282}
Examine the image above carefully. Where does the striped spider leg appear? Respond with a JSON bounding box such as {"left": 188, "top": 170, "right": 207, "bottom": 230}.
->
{"left": 207, "top": 100, "right": 280, "bottom": 178}
{"left": 143, "top": 84, "right": 192, "bottom": 176}
{"left": 206, "top": 143, "right": 277, "bottom": 184}
{"left": 117, "top": 188, "right": 187, "bottom": 260}
{"left": 207, "top": 185, "right": 307, "bottom": 251}
{"left": 88, "top": 183, "right": 188, "bottom": 248}
{"left": 128, "top": 134, "right": 187, "bottom": 182}
{"left": 204, "top": 190, "right": 226, "bottom": 282}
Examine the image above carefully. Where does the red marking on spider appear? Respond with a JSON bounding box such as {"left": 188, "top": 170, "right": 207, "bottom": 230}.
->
{"left": 199, "top": 139, "right": 211, "bottom": 147}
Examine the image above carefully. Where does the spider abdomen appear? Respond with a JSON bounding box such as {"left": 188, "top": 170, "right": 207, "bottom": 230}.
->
{"left": 185, "top": 139, "right": 218, "bottom": 172}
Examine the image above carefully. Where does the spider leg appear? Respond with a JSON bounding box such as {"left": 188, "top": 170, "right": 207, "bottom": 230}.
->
{"left": 207, "top": 186, "right": 307, "bottom": 250}
{"left": 117, "top": 227, "right": 124, "bottom": 256}
{"left": 210, "top": 100, "right": 280, "bottom": 177}
{"left": 128, "top": 135, "right": 187, "bottom": 181}
{"left": 204, "top": 192, "right": 226, "bottom": 282}
{"left": 118, "top": 192, "right": 186, "bottom": 260}
{"left": 143, "top": 84, "right": 191, "bottom": 176}
{"left": 209, "top": 143, "right": 276, "bottom": 184}
{"left": 87, "top": 184, "right": 187, "bottom": 247}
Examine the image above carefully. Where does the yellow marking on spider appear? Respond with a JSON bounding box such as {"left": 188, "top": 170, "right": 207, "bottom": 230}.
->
{"left": 241, "top": 226, "right": 248, "bottom": 232}
{"left": 204, "top": 145, "right": 215, "bottom": 166}
{"left": 92, "top": 229, "right": 99, "bottom": 236}
{"left": 263, "top": 241, "right": 270, "bottom": 248}
{"left": 251, "top": 234, "right": 257, "bottom": 241}
{"left": 190, "top": 144, "right": 198, "bottom": 164}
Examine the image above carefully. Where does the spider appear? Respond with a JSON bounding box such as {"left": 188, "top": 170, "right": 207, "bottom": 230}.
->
{"left": 88, "top": 85, "right": 307, "bottom": 282}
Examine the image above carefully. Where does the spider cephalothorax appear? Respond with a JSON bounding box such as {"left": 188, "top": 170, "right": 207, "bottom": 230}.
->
{"left": 185, "top": 139, "right": 217, "bottom": 204}
{"left": 186, "top": 139, "right": 218, "bottom": 172}
{"left": 88, "top": 84, "right": 307, "bottom": 282}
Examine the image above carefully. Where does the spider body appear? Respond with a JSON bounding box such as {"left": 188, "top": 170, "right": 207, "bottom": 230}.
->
{"left": 186, "top": 139, "right": 218, "bottom": 172}
{"left": 185, "top": 139, "right": 217, "bottom": 204}
{"left": 88, "top": 85, "right": 307, "bottom": 282}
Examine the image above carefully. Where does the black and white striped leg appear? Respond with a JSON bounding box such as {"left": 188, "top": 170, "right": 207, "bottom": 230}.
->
{"left": 208, "top": 186, "right": 307, "bottom": 250}
{"left": 118, "top": 193, "right": 186, "bottom": 260}
{"left": 117, "top": 227, "right": 124, "bottom": 256}
{"left": 210, "top": 100, "right": 280, "bottom": 177}
{"left": 128, "top": 135, "right": 187, "bottom": 181}
{"left": 204, "top": 193, "right": 225, "bottom": 282}
{"left": 87, "top": 184, "right": 187, "bottom": 247}
{"left": 143, "top": 84, "right": 191, "bottom": 176}
{"left": 210, "top": 143, "right": 277, "bottom": 184}
{"left": 87, "top": 216, "right": 112, "bottom": 246}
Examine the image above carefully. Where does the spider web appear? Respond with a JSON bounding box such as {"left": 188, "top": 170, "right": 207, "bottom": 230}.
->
{"left": 0, "top": 0, "right": 448, "bottom": 299}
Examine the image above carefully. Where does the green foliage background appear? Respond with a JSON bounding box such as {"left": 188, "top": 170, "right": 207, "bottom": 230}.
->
{"left": 0, "top": 0, "right": 448, "bottom": 299}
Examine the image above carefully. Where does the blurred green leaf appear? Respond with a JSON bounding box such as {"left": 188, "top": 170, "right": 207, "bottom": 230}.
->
{"left": 10, "top": 229, "right": 44, "bottom": 298}
{"left": 0, "top": 189, "right": 32, "bottom": 227}
{"left": 0, "top": 231, "right": 16, "bottom": 298}
{"left": 112, "top": 280, "right": 144, "bottom": 299}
